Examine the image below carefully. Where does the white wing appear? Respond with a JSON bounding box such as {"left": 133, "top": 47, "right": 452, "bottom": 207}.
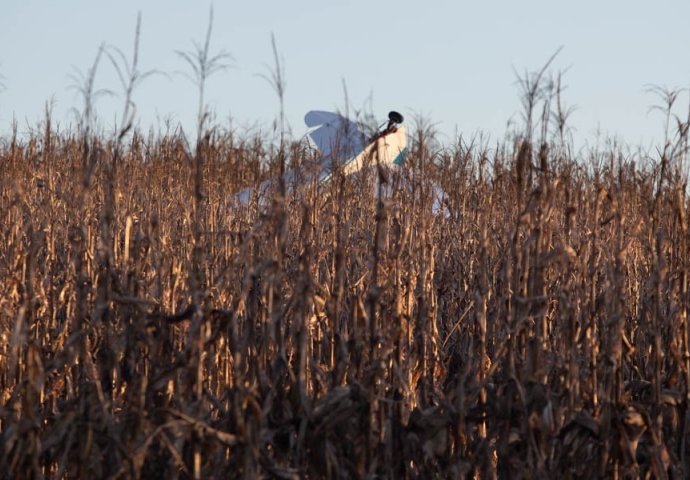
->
{"left": 304, "top": 110, "right": 366, "bottom": 162}
{"left": 233, "top": 111, "right": 403, "bottom": 207}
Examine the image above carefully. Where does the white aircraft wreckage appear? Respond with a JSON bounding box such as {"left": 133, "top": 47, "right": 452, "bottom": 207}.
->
{"left": 234, "top": 110, "right": 449, "bottom": 216}
{"left": 234, "top": 111, "right": 409, "bottom": 205}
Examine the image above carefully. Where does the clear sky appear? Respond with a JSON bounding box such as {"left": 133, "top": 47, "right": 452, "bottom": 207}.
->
{"left": 1, "top": 1, "right": 689, "bottom": 148}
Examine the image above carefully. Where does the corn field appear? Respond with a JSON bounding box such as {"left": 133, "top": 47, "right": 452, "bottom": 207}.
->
{"left": 2, "top": 45, "right": 690, "bottom": 477}
{"left": 0, "top": 111, "right": 689, "bottom": 479}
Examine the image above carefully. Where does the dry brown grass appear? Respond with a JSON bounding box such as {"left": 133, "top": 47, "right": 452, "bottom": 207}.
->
{"left": 2, "top": 69, "right": 690, "bottom": 478}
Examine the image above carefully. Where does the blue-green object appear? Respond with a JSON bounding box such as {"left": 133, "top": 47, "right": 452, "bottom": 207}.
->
{"left": 393, "top": 147, "right": 409, "bottom": 166}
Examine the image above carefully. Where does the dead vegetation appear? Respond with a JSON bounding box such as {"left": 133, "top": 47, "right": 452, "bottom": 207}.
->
{"left": 2, "top": 39, "right": 690, "bottom": 480}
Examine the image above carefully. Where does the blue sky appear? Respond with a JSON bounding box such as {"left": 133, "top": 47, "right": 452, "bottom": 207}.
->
{"left": 1, "top": 1, "right": 689, "bottom": 148}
